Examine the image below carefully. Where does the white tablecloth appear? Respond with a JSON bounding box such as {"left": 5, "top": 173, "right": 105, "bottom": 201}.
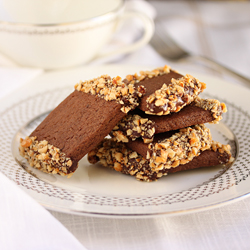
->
{"left": 1, "top": 1, "right": 250, "bottom": 250}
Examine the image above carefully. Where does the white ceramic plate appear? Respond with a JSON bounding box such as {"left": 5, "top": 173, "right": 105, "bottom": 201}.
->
{"left": 1, "top": 65, "right": 250, "bottom": 218}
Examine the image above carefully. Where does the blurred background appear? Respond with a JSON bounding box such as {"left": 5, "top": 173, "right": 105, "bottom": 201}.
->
{"left": 136, "top": 0, "right": 250, "bottom": 86}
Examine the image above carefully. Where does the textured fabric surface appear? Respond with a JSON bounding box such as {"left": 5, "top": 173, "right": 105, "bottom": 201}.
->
{"left": 51, "top": 197, "right": 250, "bottom": 250}
{"left": 0, "top": 172, "right": 86, "bottom": 250}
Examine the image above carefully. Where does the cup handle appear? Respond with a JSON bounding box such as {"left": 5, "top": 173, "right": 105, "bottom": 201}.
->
{"left": 96, "top": 11, "right": 154, "bottom": 60}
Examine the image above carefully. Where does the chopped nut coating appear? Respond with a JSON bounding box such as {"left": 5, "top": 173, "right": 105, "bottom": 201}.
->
{"left": 19, "top": 137, "right": 75, "bottom": 176}
{"left": 75, "top": 75, "right": 145, "bottom": 113}
{"left": 193, "top": 96, "right": 227, "bottom": 124}
{"left": 88, "top": 138, "right": 233, "bottom": 182}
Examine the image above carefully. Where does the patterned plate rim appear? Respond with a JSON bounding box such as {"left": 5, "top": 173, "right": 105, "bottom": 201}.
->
{"left": 0, "top": 67, "right": 250, "bottom": 217}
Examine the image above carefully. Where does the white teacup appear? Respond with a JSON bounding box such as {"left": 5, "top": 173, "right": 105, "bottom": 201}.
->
{"left": 0, "top": 0, "right": 154, "bottom": 69}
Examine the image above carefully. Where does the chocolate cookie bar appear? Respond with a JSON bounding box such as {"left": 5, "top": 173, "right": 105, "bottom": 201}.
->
{"left": 126, "top": 124, "right": 212, "bottom": 169}
{"left": 124, "top": 66, "right": 206, "bottom": 115}
{"left": 19, "top": 75, "right": 145, "bottom": 177}
{"left": 111, "top": 97, "right": 227, "bottom": 143}
{"left": 88, "top": 139, "right": 233, "bottom": 181}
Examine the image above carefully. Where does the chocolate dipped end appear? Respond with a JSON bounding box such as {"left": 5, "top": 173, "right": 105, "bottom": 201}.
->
{"left": 21, "top": 90, "right": 125, "bottom": 176}
{"left": 135, "top": 70, "right": 183, "bottom": 113}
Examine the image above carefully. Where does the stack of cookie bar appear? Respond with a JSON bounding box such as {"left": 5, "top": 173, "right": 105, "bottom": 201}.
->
{"left": 88, "top": 66, "right": 233, "bottom": 181}
{"left": 19, "top": 75, "right": 145, "bottom": 177}
{"left": 19, "top": 65, "right": 233, "bottom": 181}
